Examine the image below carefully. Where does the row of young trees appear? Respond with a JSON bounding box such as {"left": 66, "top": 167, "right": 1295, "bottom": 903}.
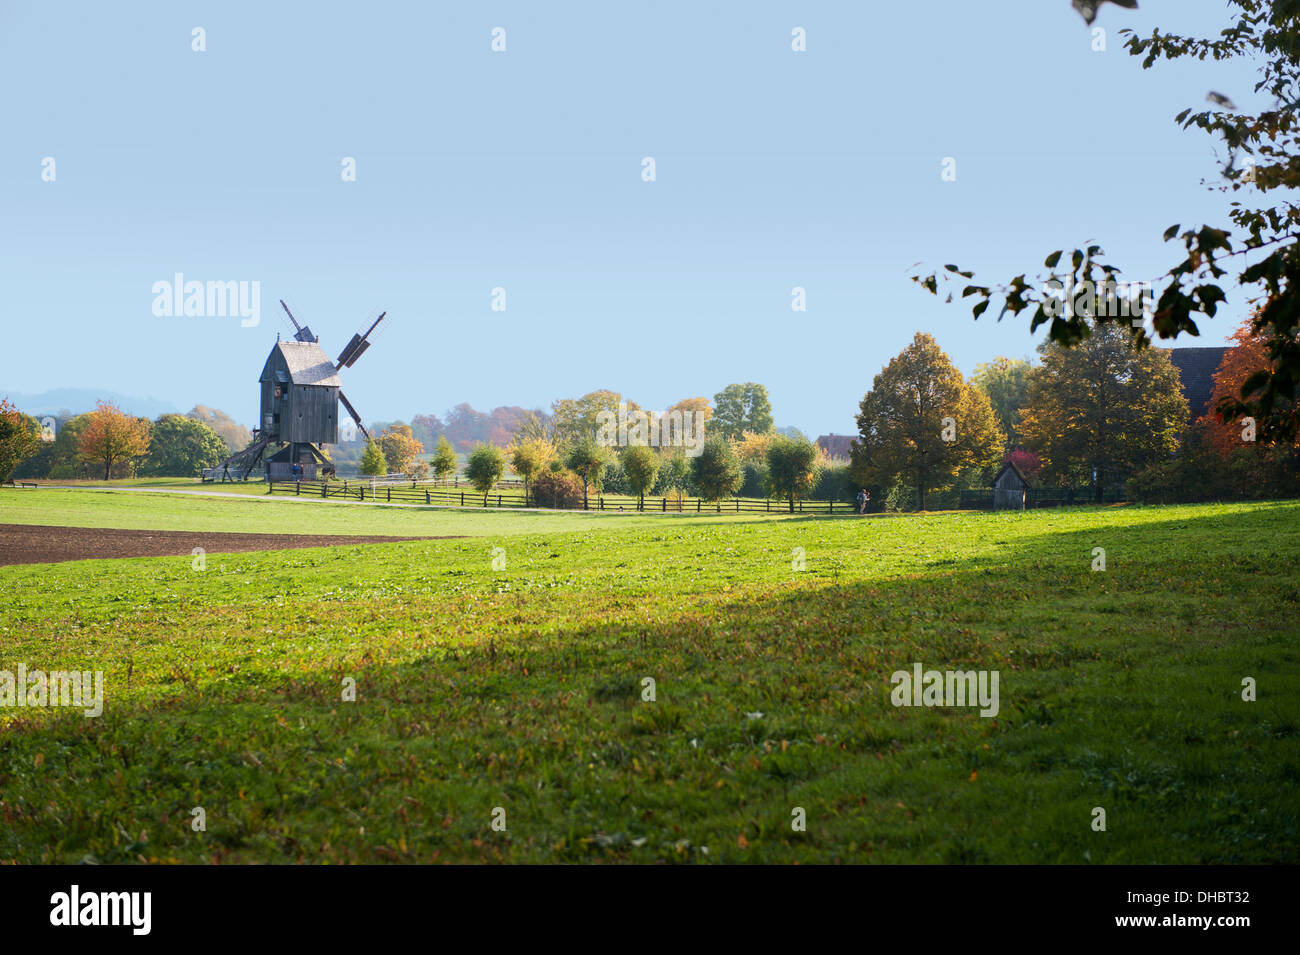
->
{"left": 0, "top": 401, "right": 232, "bottom": 482}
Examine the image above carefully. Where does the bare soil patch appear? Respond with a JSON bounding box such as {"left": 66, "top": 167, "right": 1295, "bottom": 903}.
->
{"left": 0, "top": 524, "right": 459, "bottom": 567}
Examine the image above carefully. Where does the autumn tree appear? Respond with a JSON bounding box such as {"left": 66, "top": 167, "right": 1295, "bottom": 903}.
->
{"left": 466, "top": 443, "right": 505, "bottom": 503}
{"left": 0, "top": 398, "right": 40, "bottom": 483}
{"left": 621, "top": 445, "right": 660, "bottom": 510}
{"left": 1018, "top": 324, "right": 1187, "bottom": 500}
{"left": 766, "top": 434, "right": 821, "bottom": 512}
{"left": 915, "top": 0, "right": 1300, "bottom": 447}
{"left": 551, "top": 391, "right": 639, "bottom": 447}
{"left": 667, "top": 396, "right": 713, "bottom": 435}
{"left": 711, "top": 383, "right": 774, "bottom": 440}
{"left": 1204, "top": 314, "right": 1299, "bottom": 456}
{"left": 78, "top": 401, "right": 151, "bottom": 480}
{"left": 378, "top": 423, "right": 425, "bottom": 476}
{"left": 852, "top": 333, "right": 1004, "bottom": 510}
{"left": 510, "top": 437, "right": 555, "bottom": 505}
{"left": 733, "top": 430, "right": 775, "bottom": 466}
{"left": 971, "top": 357, "right": 1033, "bottom": 448}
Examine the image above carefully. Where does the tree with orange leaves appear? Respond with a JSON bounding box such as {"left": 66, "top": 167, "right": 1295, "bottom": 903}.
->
{"left": 1204, "top": 316, "right": 1299, "bottom": 457}
{"left": 78, "top": 401, "right": 151, "bottom": 480}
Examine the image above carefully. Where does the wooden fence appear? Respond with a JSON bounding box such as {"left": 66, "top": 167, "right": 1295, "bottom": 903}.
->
{"left": 267, "top": 478, "right": 854, "bottom": 514}
{"left": 959, "top": 486, "right": 1128, "bottom": 510}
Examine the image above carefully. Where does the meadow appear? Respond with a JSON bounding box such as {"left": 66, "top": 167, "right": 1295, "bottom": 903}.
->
{"left": 1, "top": 489, "right": 1297, "bottom": 863}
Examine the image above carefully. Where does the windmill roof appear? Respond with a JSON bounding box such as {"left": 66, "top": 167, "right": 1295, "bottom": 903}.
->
{"left": 272, "top": 341, "right": 341, "bottom": 387}
{"left": 1166, "top": 347, "right": 1231, "bottom": 419}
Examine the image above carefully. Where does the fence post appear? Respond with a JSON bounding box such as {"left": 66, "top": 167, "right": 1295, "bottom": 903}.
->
{"left": 460, "top": 492, "right": 464, "bottom": 506}
{"left": 697, "top": 499, "right": 701, "bottom": 512}
{"left": 322, "top": 483, "right": 327, "bottom": 498}
{"left": 386, "top": 487, "right": 391, "bottom": 502}
{"left": 662, "top": 498, "right": 666, "bottom": 512}
{"left": 425, "top": 490, "right": 430, "bottom": 504}
{"left": 735, "top": 499, "right": 739, "bottom": 513}
{"left": 497, "top": 494, "right": 501, "bottom": 507}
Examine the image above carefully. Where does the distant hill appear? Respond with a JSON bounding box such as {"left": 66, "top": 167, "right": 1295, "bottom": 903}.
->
{"left": 0, "top": 388, "right": 181, "bottom": 419}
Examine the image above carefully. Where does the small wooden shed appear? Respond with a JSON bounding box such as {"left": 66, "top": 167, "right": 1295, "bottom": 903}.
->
{"left": 990, "top": 461, "right": 1029, "bottom": 511}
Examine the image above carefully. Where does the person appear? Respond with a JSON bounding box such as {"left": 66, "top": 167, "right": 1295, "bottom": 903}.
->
{"left": 856, "top": 488, "right": 867, "bottom": 515}
{"left": 863, "top": 488, "right": 870, "bottom": 513}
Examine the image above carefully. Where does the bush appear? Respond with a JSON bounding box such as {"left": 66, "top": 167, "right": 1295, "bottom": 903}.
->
{"left": 812, "top": 464, "right": 854, "bottom": 502}
{"left": 885, "top": 476, "right": 917, "bottom": 513}
{"left": 600, "top": 458, "right": 629, "bottom": 495}
{"left": 530, "top": 469, "right": 586, "bottom": 509}
{"left": 739, "top": 462, "right": 770, "bottom": 499}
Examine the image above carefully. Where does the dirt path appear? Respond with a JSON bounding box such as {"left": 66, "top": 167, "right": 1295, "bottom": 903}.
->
{"left": 0, "top": 523, "right": 459, "bottom": 567}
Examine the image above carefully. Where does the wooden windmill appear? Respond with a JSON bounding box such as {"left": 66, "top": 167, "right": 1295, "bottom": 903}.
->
{"left": 209, "top": 300, "right": 387, "bottom": 481}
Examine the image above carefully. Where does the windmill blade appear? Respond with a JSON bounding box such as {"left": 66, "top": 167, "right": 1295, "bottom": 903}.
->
{"left": 279, "top": 299, "right": 317, "bottom": 343}
{"left": 336, "top": 311, "right": 386, "bottom": 368}
{"left": 338, "top": 390, "right": 370, "bottom": 442}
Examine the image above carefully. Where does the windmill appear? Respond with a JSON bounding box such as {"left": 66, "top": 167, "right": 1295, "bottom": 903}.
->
{"left": 208, "top": 300, "right": 387, "bottom": 481}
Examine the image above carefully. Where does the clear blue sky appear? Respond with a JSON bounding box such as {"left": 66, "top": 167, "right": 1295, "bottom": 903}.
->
{"left": 0, "top": 1, "right": 1264, "bottom": 436}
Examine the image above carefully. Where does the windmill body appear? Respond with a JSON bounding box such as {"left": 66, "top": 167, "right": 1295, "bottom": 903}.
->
{"left": 258, "top": 339, "right": 341, "bottom": 480}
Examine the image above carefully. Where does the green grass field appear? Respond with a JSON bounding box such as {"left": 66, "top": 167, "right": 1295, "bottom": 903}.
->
{"left": 1, "top": 489, "right": 1297, "bottom": 863}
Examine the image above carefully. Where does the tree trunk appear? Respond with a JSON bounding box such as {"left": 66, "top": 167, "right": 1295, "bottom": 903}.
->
{"left": 788, "top": 493, "right": 794, "bottom": 513}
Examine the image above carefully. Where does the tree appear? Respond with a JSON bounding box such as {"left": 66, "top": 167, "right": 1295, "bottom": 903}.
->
{"left": 466, "top": 443, "right": 505, "bottom": 503}
{"left": 1018, "top": 324, "right": 1188, "bottom": 501}
{"left": 690, "top": 435, "right": 742, "bottom": 502}
{"left": 513, "top": 410, "right": 554, "bottom": 444}
{"left": 1204, "top": 313, "right": 1299, "bottom": 456}
{"left": 733, "top": 430, "right": 775, "bottom": 466}
{"left": 915, "top": 0, "right": 1300, "bottom": 446}
{"left": 1004, "top": 448, "right": 1043, "bottom": 484}
{"left": 510, "top": 438, "right": 555, "bottom": 505}
{"left": 378, "top": 424, "right": 424, "bottom": 476}
{"left": 667, "top": 396, "right": 713, "bottom": 435}
{"left": 78, "top": 402, "right": 151, "bottom": 480}
{"left": 852, "top": 333, "right": 1004, "bottom": 510}
{"left": 143, "top": 414, "right": 228, "bottom": 476}
{"left": 766, "top": 434, "right": 821, "bottom": 512}
{"left": 360, "top": 439, "right": 386, "bottom": 476}
{"left": 0, "top": 398, "right": 40, "bottom": 483}
{"left": 711, "top": 383, "right": 774, "bottom": 440}
{"left": 410, "top": 413, "right": 444, "bottom": 450}
{"left": 186, "top": 406, "right": 250, "bottom": 453}
{"left": 431, "top": 435, "right": 458, "bottom": 483}
{"left": 621, "top": 445, "right": 661, "bottom": 510}
{"left": 564, "top": 438, "right": 613, "bottom": 509}
{"left": 551, "top": 391, "right": 639, "bottom": 447}
{"left": 971, "top": 357, "right": 1033, "bottom": 448}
